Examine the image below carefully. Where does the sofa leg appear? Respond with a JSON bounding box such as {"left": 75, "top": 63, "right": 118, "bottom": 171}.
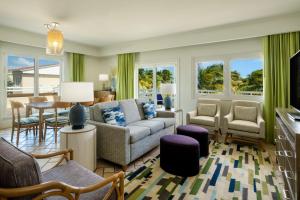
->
{"left": 122, "top": 165, "right": 128, "bottom": 172}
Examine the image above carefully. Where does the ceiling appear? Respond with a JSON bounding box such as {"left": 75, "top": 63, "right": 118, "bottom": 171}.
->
{"left": 0, "top": 0, "right": 300, "bottom": 47}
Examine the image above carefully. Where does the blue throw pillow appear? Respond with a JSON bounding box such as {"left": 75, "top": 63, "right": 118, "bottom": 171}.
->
{"left": 101, "top": 106, "right": 126, "bottom": 126}
{"left": 143, "top": 102, "right": 157, "bottom": 119}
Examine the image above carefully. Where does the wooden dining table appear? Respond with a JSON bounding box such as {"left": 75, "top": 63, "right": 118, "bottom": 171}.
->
{"left": 26, "top": 102, "right": 55, "bottom": 143}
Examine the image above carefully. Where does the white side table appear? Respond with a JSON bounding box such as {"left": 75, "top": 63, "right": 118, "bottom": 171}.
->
{"left": 60, "top": 124, "right": 97, "bottom": 171}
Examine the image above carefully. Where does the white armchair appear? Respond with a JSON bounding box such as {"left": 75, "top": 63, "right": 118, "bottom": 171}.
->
{"left": 224, "top": 100, "right": 265, "bottom": 146}
{"left": 187, "top": 98, "right": 221, "bottom": 142}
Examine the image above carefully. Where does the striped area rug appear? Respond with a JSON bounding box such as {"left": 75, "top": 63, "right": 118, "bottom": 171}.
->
{"left": 125, "top": 142, "right": 283, "bottom": 200}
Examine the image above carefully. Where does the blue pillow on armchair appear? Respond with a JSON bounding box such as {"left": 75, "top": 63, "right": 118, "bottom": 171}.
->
{"left": 101, "top": 106, "right": 126, "bottom": 126}
{"left": 143, "top": 102, "right": 157, "bottom": 119}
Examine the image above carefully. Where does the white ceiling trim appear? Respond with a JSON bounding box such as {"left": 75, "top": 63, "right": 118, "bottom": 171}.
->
{"left": 97, "top": 12, "right": 300, "bottom": 57}
{"left": 0, "top": 25, "right": 100, "bottom": 56}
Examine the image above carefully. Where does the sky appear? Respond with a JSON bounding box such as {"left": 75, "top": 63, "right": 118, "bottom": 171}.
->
{"left": 7, "top": 55, "right": 59, "bottom": 69}
{"left": 199, "top": 58, "right": 263, "bottom": 78}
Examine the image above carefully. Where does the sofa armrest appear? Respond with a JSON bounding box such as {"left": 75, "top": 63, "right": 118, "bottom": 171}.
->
{"left": 214, "top": 109, "right": 221, "bottom": 129}
{"left": 186, "top": 110, "right": 197, "bottom": 124}
{"left": 87, "top": 120, "right": 131, "bottom": 166}
{"left": 223, "top": 112, "right": 233, "bottom": 133}
{"left": 156, "top": 110, "right": 175, "bottom": 118}
{"left": 257, "top": 114, "right": 265, "bottom": 139}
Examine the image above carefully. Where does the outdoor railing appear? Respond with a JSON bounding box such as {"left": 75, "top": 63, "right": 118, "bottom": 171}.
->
{"left": 198, "top": 90, "right": 262, "bottom": 96}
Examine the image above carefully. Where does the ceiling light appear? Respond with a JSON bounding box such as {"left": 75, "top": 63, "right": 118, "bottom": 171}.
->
{"left": 45, "top": 22, "right": 64, "bottom": 55}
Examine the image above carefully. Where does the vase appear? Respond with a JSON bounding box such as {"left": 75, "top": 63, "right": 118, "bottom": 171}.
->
{"left": 164, "top": 96, "right": 172, "bottom": 110}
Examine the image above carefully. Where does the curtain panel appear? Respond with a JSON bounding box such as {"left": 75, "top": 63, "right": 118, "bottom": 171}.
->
{"left": 263, "top": 31, "right": 300, "bottom": 143}
{"left": 116, "top": 53, "right": 135, "bottom": 100}
{"left": 70, "top": 53, "right": 85, "bottom": 82}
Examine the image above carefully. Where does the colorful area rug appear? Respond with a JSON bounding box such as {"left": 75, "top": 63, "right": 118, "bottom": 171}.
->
{"left": 125, "top": 142, "right": 283, "bottom": 200}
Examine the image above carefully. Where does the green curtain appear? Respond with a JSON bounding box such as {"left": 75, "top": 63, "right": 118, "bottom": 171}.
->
{"left": 116, "top": 53, "right": 135, "bottom": 100}
{"left": 70, "top": 53, "right": 85, "bottom": 82}
{"left": 263, "top": 31, "right": 300, "bottom": 143}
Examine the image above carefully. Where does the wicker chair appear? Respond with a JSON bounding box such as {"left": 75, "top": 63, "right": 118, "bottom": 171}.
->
{"left": 0, "top": 138, "right": 124, "bottom": 200}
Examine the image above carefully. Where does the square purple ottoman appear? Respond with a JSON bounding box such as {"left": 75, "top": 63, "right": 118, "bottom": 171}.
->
{"left": 177, "top": 125, "right": 209, "bottom": 157}
{"left": 160, "top": 135, "right": 200, "bottom": 177}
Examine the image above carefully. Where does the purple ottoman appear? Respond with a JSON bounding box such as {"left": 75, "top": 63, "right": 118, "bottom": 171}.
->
{"left": 160, "top": 135, "right": 200, "bottom": 177}
{"left": 177, "top": 125, "right": 209, "bottom": 157}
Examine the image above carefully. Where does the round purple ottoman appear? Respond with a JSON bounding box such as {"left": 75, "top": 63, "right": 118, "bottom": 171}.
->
{"left": 160, "top": 135, "right": 200, "bottom": 177}
{"left": 177, "top": 125, "right": 209, "bottom": 157}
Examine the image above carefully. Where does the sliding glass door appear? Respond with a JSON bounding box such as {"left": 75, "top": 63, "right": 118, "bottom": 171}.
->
{"left": 137, "top": 63, "right": 176, "bottom": 108}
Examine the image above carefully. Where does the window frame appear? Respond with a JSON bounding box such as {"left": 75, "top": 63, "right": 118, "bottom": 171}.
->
{"left": 193, "top": 52, "right": 263, "bottom": 101}
{"left": 135, "top": 62, "right": 179, "bottom": 109}
{"left": 1, "top": 51, "right": 64, "bottom": 119}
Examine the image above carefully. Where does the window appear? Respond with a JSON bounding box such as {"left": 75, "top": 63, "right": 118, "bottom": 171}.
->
{"left": 38, "top": 59, "right": 61, "bottom": 101}
{"left": 6, "top": 55, "right": 35, "bottom": 115}
{"left": 230, "top": 58, "right": 263, "bottom": 96}
{"left": 5, "top": 55, "right": 62, "bottom": 117}
{"left": 196, "top": 61, "right": 224, "bottom": 94}
{"left": 137, "top": 64, "right": 176, "bottom": 107}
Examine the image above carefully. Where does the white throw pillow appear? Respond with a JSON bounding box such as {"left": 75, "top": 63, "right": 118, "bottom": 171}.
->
{"left": 234, "top": 106, "right": 257, "bottom": 122}
{"left": 197, "top": 103, "right": 217, "bottom": 117}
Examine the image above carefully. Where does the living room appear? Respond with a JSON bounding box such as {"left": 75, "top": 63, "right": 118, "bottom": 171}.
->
{"left": 0, "top": 0, "right": 300, "bottom": 199}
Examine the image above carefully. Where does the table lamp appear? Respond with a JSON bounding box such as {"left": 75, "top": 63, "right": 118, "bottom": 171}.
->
{"left": 60, "top": 82, "right": 94, "bottom": 129}
{"left": 99, "top": 74, "right": 109, "bottom": 90}
{"left": 160, "top": 83, "right": 176, "bottom": 110}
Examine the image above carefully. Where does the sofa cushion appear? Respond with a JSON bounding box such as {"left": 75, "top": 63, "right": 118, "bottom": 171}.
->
{"left": 228, "top": 120, "right": 259, "bottom": 133}
{"left": 120, "top": 99, "right": 141, "bottom": 124}
{"left": 135, "top": 99, "right": 148, "bottom": 120}
{"left": 197, "top": 103, "right": 217, "bottom": 117}
{"left": 190, "top": 116, "right": 215, "bottom": 127}
{"left": 102, "top": 106, "right": 126, "bottom": 126}
{"left": 127, "top": 125, "right": 151, "bottom": 143}
{"left": 234, "top": 106, "right": 257, "bottom": 122}
{"left": 42, "top": 160, "right": 116, "bottom": 200}
{"left": 151, "top": 117, "right": 175, "bottom": 128}
{"left": 92, "top": 101, "right": 119, "bottom": 122}
{"left": 129, "top": 120, "right": 164, "bottom": 134}
{"left": 143, "top": 102, "right": 157, "bottom": 119}
{"left": 0, "top": 138, "right": 42, "bottom": 200}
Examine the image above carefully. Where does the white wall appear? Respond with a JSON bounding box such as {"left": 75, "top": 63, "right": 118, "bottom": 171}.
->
{"left": 84, "top": 55, "right": 117, "bottom": 91}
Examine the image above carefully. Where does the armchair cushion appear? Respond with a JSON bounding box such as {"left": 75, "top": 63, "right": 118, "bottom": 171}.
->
{"left": 228, "top": 120, "right": 259, "bottom": 133}
{"left": 129, "top": 120, "right": 164, "bottom": 134}
{"left": 197, "top": 103, "right": 217, "bottom": 117}
{"left": 151, "top": 117, "right": 176, "bottom": 128}
{"left": 234, "top": 106, "right": 257, "bottom": 122}
{"left": 190, "top": 116, "right": 215, "bottom": 127}
{"left": 0, "top": 138, "right": 42, "bottom": 199}
{"left": 128, "top": 125, "right": 151, "bottom": 143}
{"left": 42, "top": 160, "right": 116, "bottom": 200}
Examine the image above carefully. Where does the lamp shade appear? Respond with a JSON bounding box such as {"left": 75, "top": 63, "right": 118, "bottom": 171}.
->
{"left": 60, "top": 82, "right": 94, "bottom": 102}
{"left": 99, "top": 74, "right": 109, "bottom": 81}
{"left": 160, "top": 83, "right": 176, "bottom": 95}
{"left": 46, "top": 29, "right": 64, "bottom": 55}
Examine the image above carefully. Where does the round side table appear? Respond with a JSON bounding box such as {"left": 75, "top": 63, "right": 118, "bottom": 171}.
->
{"left": 60, "top": 124, "right": 96, "bottom": 171}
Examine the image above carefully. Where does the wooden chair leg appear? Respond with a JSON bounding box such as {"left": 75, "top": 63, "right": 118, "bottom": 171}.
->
{"left": 16, "top": 126, "right": 20, "bottom": 146}
{"left": 11, "top": 126, "right": 14, "bottom": 142}
{"left": 225, "top": 133, "right": 229, "bottom": 143}
{"left": 214, "top": 130, "right": 219, "bottom": 143}
{"left": 44, "top": 124, "right": 47, "bottom": 139}
{"left": 54, "top": 126, "right": 58, "bottom": 143}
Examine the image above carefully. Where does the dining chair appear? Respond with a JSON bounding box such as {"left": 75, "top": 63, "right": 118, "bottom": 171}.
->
{"left": 10, "top": 101, "right": 39, "bottom": 146}
{"left": 28, "top": 96, "right": 54, "bottom": 118}
{"left": 44, "top": 101, "right": 71, "bottom": 143}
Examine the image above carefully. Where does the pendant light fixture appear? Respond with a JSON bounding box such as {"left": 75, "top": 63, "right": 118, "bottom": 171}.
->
{"left": 45, "top": 22, "right": 64, "bottom": 55}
